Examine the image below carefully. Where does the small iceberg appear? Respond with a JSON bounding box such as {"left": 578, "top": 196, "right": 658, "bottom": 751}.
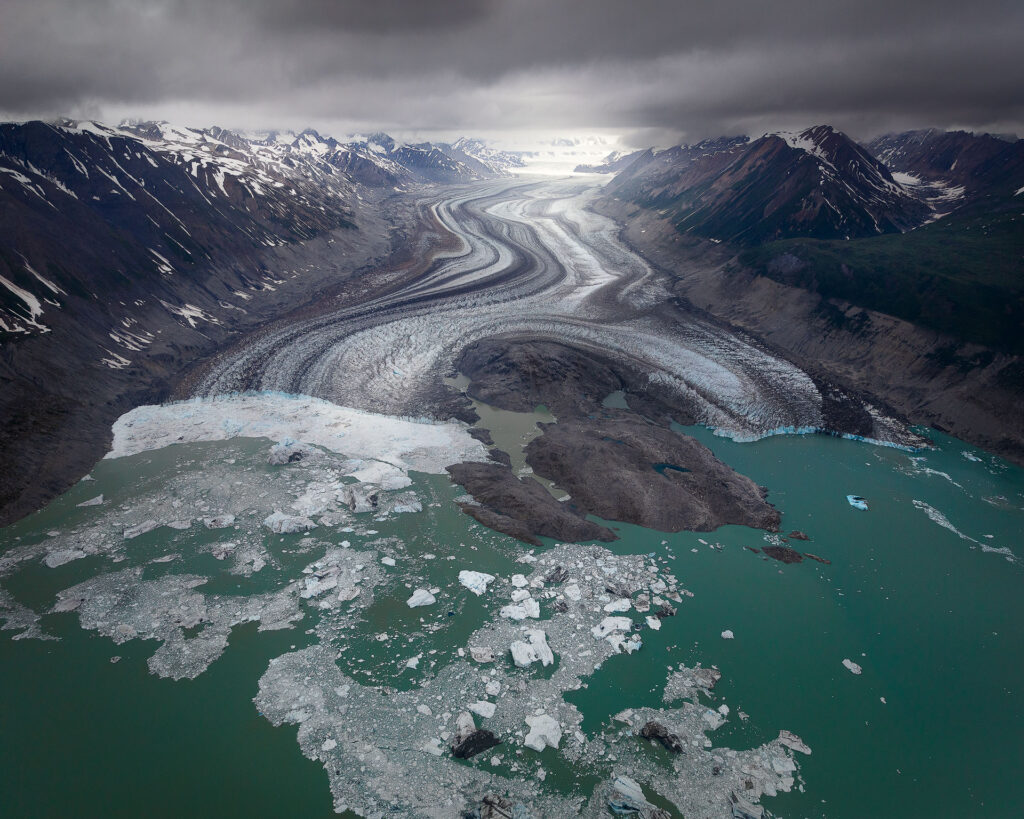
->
{"left": 846, "top": 495, "right": 869, "bottom": 511}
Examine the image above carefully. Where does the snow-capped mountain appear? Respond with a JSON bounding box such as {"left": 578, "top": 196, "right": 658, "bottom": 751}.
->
{"left": 866, "top": 129, "right": 1024, "bottom": 210}
{"left": 0, "top": 120, "right": 515, "bottom": 338}
{"left": 446, "top": 138, "right": 527, "bottom": 175}
{"left": 573, "top": 149, "right": 646, "bottom": 174}
{"left": 0, "top": 118, "right": 512, "bottom": 522}
{"left": 606, "top": 126, "right": 929, "bottom": 243}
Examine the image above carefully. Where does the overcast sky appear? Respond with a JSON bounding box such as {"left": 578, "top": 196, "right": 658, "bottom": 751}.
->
{"left": 1, "top": 0, "right": 1021, "bottom": 148}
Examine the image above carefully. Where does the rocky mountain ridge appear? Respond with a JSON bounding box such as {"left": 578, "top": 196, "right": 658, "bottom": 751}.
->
{"left": 603, "top": 126, "right": 930, "bottom": 243}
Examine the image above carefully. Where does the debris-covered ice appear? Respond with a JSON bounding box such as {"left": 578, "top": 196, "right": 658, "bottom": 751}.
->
{"left": 253, "top": 542, "right": 806, "bottom": 817}
{"left": 53, "top": 569, "right": 303, "bottom": 680}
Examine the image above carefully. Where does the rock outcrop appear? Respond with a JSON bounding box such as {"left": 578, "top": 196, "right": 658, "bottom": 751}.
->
{"left": 524, "top": 415, "right": 780, "bottom": 532}
{"left": 446, "top": 462, "right": 616, "bottom": 546}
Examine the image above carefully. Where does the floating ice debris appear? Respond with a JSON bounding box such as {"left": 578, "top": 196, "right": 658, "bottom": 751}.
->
{"left": 249, "top": 536, "right": 801, "bottom": 817}
{"left": 509, "top": 629, "right": 554, "bottom": 667}
{"left": 664, "top": 665, "right": 722, "bottom": 702}
{"left": 607, "top": 775, "right": 659, "bottom": 816}
{"left": 846, "top": 495, "right": 869, "bottom": 511}
{"left": 381, "top": 556, "right": 396, "bottom": 567}
{"left": 263, "top": 511, "right": 317, "bottom": 534}
{"left": 842, "top": 658, "right": 863, "bottom": 675}
{"left": 44, "top": 548, "right": 87, "bottom": 568}
{"left": 611, "top": 703, "right": 801, "bottom": 811}
{"left": 906, "top": 457, "right": 964, "bottom": 489}
{"left": 980, "top": 544, "right": 1017, "bottom": 562}
{"left": 592, "top": 616, "right": 633, "bottom": 640}
{"left": 321, "top": 738, "right": 337, "bottom": 752}
{"left": 298, "top": 547, "right": 378, "bottom": 607}
{"left": 523, "top": 714, "right": 562, "bottom": 751}
{"left": 256, "top": 644, "right": 574, "bottom": 814}
{"left": 962, "top": 451, "right": 982, "bottom": 462}
{"left": 205, "top": 542, "right": 236, "bottom": 560}
{"left": 167, "top": 519, "right": 192, "bottom": 530}
{"left": 511, "top": 574, "right": 528, "bottom": 588}
{"left": 406, "top": 589, "right": 436, "bottom": 608}
{"left": 406, "top": 655, "right": 421, "bottom": 670}
{"left": 459, "top": 570, "right": 495, "bottom": 596}
{"left": 267, "top": 441, "right": 312, "bottom": 465}
{"left": 390, "top": 493, "right": 423, "bottom": 514}
{"left": 348, "top": 460, "right": 411, "bottom": 490}
{"left": 912, "top": 500, "right": 976, "bottom": 543}
{"left": 420, "top": 738, "right": 444, "bottom": 757}
{"left": 645, "top": 616, "right": 662, "bottom": 631}
{"left": 123, "top": 520, "right": 159, "bottom": 539}
{"left": 203, "top": 514, "right": 235, "bottom": 529}
{"left": 609, "top": 633, "right": 643, "bottom": 654}
{"left": 340, "top": 483, "right": 379, "bottom": 513}
{"left": 77, "top": 495, "right": 104, "bottom": 507}
{"left": 721, "top": 629, "right": 735, "bottom": 639}
{"left": 470, "top": 700, "right": 497, "bottom": 719}
{"left": 778, "top": 730, "right": 812, "bottom": 754}
{"left": 54, "top": 568, "right": 302, "bottom": 680}
{"left": 0, "top": 588, "right": 55, "bottom": 641}
{"left": 729, "top": 790, "right": 766, "bottom": 819}
{"left": 500, "top": 604, "right": 528, "bottom": 621}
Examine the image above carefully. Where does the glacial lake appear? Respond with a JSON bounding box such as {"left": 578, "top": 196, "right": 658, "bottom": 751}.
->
{"left": 1, "top": 419, "right": 1021, "bottom": 817}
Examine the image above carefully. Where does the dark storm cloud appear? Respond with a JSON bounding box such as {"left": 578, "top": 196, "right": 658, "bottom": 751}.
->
{"left": 1, "top": 0, "right": 1021, "bottom": 140}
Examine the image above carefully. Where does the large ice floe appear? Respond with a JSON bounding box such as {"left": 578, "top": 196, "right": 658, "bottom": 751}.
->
{"left": 107, "top": 391, "right": 489, "bottom": 474}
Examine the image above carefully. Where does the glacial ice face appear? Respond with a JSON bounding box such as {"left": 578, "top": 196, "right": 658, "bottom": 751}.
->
{"left": 106, "top": 391, "right": 489, "bottom": 475}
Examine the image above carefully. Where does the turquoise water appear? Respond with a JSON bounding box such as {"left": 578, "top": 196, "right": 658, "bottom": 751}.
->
{"left": 1, "top": 424, "right": 1021, "bottom": 817}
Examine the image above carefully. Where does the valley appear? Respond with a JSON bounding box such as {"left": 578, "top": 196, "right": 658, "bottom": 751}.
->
{"left": 1, "top": 117, "right": 1022, "bottom": 819}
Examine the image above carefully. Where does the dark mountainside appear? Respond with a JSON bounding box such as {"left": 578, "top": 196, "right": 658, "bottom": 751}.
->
{"left": 573, "top": 149, "right": 647, "bottom": 174}
{"left": 0, "top": 120, "right": 512, "bottom": 525}
{"left": 604, "top": 127, "right": 928, "bottom": 244}
{"left": 595, "top": 126, "right": 1024, "bottom": 463}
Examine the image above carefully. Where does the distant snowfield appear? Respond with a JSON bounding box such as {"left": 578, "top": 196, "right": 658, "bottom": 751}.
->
{"left": 106, "top": 392, "right": 489, "bottom": 476}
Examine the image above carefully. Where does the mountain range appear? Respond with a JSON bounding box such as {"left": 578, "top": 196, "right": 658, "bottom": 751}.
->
{"left": 1, "top": 117, "right": 1021, "bottom": 523}
{"left": 0, "top": 119, "right": 523, "bottom": 522}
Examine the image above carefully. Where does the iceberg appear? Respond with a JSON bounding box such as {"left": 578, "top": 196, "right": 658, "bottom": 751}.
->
{"left": 458, "top": 570, "right": 495, "bottom": 596}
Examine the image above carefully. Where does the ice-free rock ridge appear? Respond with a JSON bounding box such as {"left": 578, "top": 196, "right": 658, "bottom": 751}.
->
{"left": 525, "top": 415, "right": 781, "bottom": 533}
{"left": 447, "top": 461, "right": 616, "bottom": 546}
